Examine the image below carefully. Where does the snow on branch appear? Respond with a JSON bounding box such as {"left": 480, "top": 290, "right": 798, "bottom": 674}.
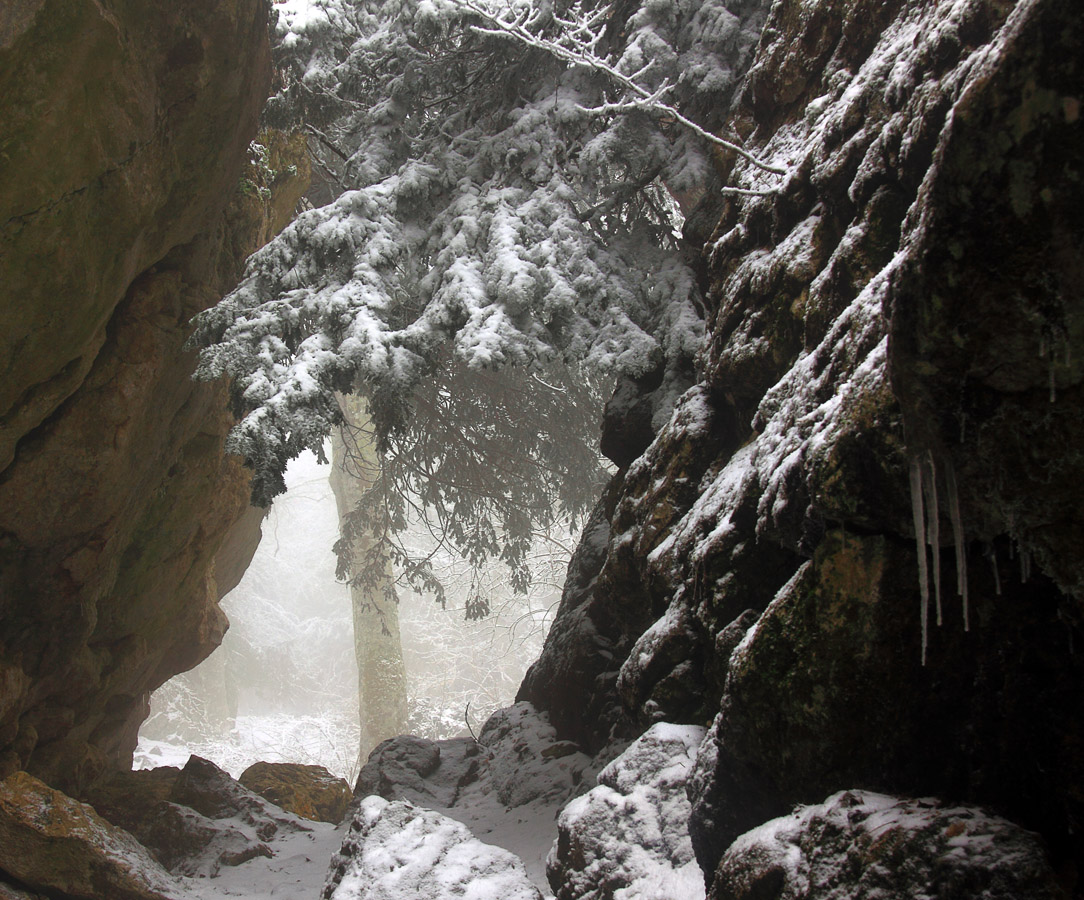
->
{"left": 455, "top": 0, "right": 787, "bottom": 191}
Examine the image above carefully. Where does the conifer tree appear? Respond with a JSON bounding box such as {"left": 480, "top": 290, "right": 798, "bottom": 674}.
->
{"left": 191, "top": 0, "right": 773, "bottom": 600}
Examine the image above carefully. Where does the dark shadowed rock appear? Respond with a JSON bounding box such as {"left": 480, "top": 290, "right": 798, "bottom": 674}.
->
{"left": 355, "top": 735, "right": 481, "bottom": 809}
{"left": 84, "top": 760, "right": 305, "bottom": 877}
{"left": 527, "top": 0, "right": 1084, "bottom": 892}
{"left": 0, "top": 0, "right": 309, "bottom": 795}
{"left": 710, "top": 791, "right": 1065, "bottom": 900}
{"left": 169, "top": 756, "right": 308, "bottom": 843}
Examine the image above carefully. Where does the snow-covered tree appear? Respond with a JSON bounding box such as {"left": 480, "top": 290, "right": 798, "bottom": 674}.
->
{"left": 190, "top": 0, "right": 771, "bottom": 598}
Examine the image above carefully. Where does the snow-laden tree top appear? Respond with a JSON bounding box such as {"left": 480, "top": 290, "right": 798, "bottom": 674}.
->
{"left": 192, "top": 0, "right": 770, "bottom": 491}
{"left": 189, "top": 0, "right": 772, "bottom": 596}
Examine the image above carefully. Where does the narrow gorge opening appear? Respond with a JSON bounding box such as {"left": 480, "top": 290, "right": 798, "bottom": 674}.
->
{"left": 137, "top": 448, "right": 567, "bottom": 784}
{"left": 2, "top": 0, "right": 1082, "bottom": 899}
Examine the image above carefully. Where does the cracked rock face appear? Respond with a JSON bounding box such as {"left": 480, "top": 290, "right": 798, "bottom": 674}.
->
{"left": 0, "top": 2, "right": 309, "bottom": 795}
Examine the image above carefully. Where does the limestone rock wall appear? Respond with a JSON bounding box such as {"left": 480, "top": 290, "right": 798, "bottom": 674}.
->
{"left": 523, "top": 0, "right": 1084, "bottom": 893}
{"left": 0, "top": 2, "right": 307, "bottom": 795}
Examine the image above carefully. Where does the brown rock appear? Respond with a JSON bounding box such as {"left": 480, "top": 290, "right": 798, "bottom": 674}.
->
{"left": 0, "top": 0, "right": 310, "bottom": 795}
{"left": 0, "top": 882, "right": 47, "bottom": 900}
{"left": 239, "top": 761, "right": 352, "bottom": 824}
{"left": 169, "top": 756, "right": 310, "bottom": 840}
{"left": 84, "top": 763, "right": 282, "bottom": 877}
{"left": 0, "top": 771, "right": 188, "bottom": 900}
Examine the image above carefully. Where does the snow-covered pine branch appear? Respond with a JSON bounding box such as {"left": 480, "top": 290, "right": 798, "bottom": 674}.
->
{"left": 192, "top": 0, "right": 774, "bottom": 594}
{"left": 455, "top": 0, "right": 786, "bottom": 191}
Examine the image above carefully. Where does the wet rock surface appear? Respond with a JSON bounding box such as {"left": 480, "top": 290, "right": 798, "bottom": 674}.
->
{"left": 527, "top": 0, "right": 1084, "bottom": 893}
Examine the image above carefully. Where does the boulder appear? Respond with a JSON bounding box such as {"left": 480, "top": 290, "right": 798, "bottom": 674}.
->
{"left": 239, "top": 761, "right": 352, "bottom": 824}
{"left": 0, "top": 771, "right": 189, "bottom": 900}
{"left": 478, "top": 703, "right": 593, "bottom": 810}
{"left": 128, "top": 802, "right": 272, "bottom": 878}
{"left": 354, "top": 735, "right": 480, "bottom": 809}
{"left": 86, "top": 759, "right": 306, "bottom": 877}
{"left": 323, "top": 797, "right": 542, "bottom": 900}
{"left": 710, "top": 791, "right": 1065, "bottom": 900}
{"left": 548, "top": 723, "right": 706, "bottom": 900}
{"left": 168, "top": 755, "right": 309, "bottom": 842}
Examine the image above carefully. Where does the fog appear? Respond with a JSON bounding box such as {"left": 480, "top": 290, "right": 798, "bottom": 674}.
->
{"left": 136, "top": 450, "right": 562, "bottom": 781}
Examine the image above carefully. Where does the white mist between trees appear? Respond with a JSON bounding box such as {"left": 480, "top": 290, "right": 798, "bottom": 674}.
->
{"left": 137, "top": 449, "right": 565, "bottom": 781}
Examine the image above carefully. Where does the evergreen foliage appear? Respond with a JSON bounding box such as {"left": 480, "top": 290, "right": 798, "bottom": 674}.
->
{"left": 190, "top": 0, "right": 770, "bottom": 598}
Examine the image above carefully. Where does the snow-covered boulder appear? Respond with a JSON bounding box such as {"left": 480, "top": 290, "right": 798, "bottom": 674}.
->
{"left": 478, "top": 702, "right": 593, "bottom": 809}
{"left": 87, "top": 757, "right": 314, "bottom": 878}
{"left": 323, "top": 797, "right": 542, "bottom": 900}
{"left": 711, "top": 791, "right": 1065, "bottom": 900}
{"left": 548, "top": 722, "right": 706, "bottom": 900}
{"left": 354, "top": 735, "right": 481, "bottom": 809}
{"left": 169, "top": 755, "right": 309, "bottom": 842}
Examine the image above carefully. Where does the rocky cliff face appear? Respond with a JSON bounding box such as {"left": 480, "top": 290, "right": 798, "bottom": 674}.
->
{"left": 0, "top": 1, "right": 306, "bottom": 795}
{"left": 524, "top": 0, "right": 1083, "bottom": 894}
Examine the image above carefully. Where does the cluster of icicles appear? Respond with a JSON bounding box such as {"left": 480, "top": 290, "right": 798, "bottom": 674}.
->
{"left": 909, "top": 451, "right": 968, "bottom": 665}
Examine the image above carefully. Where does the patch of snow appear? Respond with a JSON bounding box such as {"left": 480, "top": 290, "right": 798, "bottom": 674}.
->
{"left": 180, "top": 819, "right": 344, "bottom": 900}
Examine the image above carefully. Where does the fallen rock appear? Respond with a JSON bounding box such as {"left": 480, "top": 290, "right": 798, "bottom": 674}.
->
{"left": 239, "top": 761, "right": 352, "bottom": 824}
{"left": 0, "top": 771, "right": 189, "bottom": 900}
{"left": 169, "top": 755, "right": 308, "bottom": 842}
{"left": 710, "top": 790, "right": 1066, "bottom": 900}
{"left": 355, "top": 735, "right": 481, "bottom": 809}
{"left": 84, "top": 766, "right": 181, "bottom": 826}
{"left": 354, "top": 702, "right": 595, "bottom": 891}
{"left": 133, "top": 802, "right": 272, "bottom": 878}
{"left": 323, "top": 797, "right": 542, "bottom": 900}
{"left": 85, "top": 760, "right": 305, "bottom": 877}
{"left": 548, "top": 723, "right": 706, "bottom": 900}
{"left": 478, "top": 702, "right": 593, "bottom": 809}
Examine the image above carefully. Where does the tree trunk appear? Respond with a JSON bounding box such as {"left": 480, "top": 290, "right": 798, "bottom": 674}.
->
{"left": 329, "top": 395, "right": 408, "bottom": 766}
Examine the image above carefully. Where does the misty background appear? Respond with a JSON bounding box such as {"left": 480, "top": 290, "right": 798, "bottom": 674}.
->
{"left": 136, "top": 449, "right": 568, "bottom": 781}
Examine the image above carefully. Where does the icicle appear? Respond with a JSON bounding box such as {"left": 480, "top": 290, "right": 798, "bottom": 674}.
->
{"left": 923, "top": 452, "right": 942, "bottom": 627}
{"left": 989, "top": 546, "right": 1001, "bottom": 596}
{"left": 944, "top": 458, "right": 968, "bottom": 631}
{"left": 1020, "top": 548, "right": 1031, "bottom": 583}
{"left": 1039, "top": 333, "right": 1047, "bottom": 358}
{"left": 910, "top": 457, "right": 930, "bottom": 665}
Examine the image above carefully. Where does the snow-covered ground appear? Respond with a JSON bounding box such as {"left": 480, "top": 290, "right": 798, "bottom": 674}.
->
{"left": 179, "top": 818, "right": 345, "bottom": 900}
